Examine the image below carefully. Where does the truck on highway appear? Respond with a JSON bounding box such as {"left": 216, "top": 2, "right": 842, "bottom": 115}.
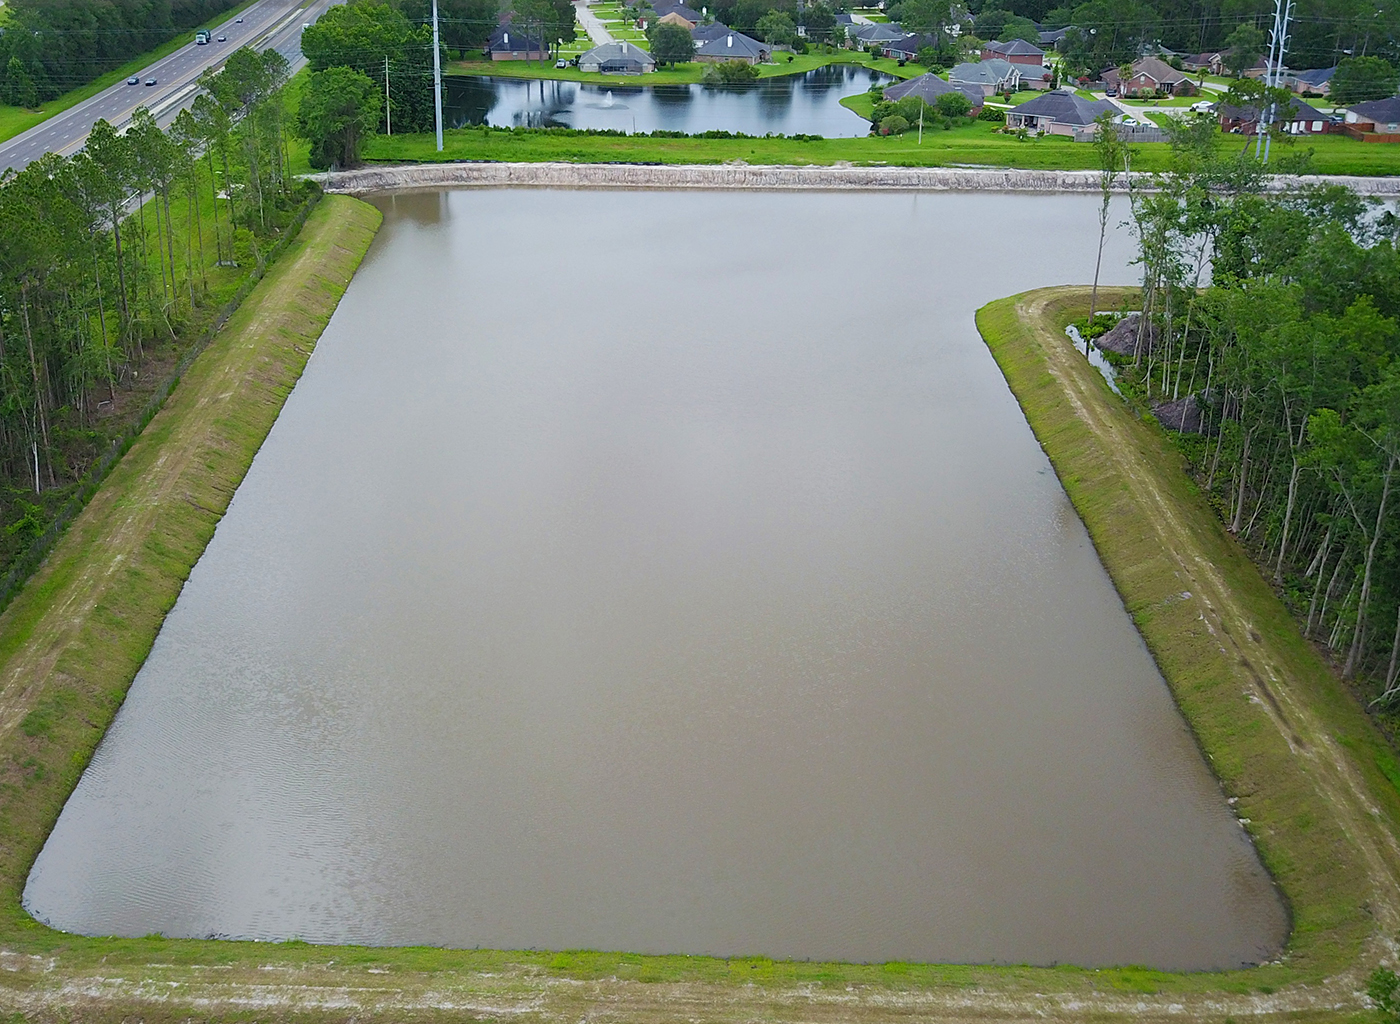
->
{"left": 195, "top": 28, "right": 211, "bottom": 44}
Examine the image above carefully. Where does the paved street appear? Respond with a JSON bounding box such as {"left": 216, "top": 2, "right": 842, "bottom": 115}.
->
{"left": 0, "top": 0, "right": 341, "bottom": 174}
{"left": 573, "top": 1, "right": 614, "bottom": 46}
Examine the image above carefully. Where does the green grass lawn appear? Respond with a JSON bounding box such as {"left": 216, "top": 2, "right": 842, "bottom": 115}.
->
{"left": 851, "top": 7, "right": 889, "bottom": 20}
{"left": 840, "top": 92, "right": 876, "bottom": 120}
{"left": 362, "top": 119, "right": 1400, "bottom": 175}
{"left": 0, "top": 0, "right": 264, "bottom": 146}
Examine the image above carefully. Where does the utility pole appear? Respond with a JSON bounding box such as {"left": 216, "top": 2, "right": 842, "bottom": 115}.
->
{"left": 432, "top": 0, "right": 444, "bottom": 151}
{"left": 1263, "top": 0, "right": 1293, "bottom": 164}
{"left": 384, "top": 55, "right": 392, "bottom": 136}
{"left": 1255, "top": 0, "right": 1292, "bottom": 162}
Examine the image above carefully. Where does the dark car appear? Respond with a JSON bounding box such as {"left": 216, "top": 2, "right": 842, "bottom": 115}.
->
{"left": 127, "top": 76, "right": 140, "bottom": 85}
{"left": 145, "top": 77, "right": 157, "bottom": 86}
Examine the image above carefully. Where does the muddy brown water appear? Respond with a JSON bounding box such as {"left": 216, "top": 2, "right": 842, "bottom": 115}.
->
{"left": 24, "top": 189, "right": 1287, "bottom": 969}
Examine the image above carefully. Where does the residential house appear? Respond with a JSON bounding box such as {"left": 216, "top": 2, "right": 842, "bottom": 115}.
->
{"left": 578, "top": 40, "right": 657, "bottom": 73}
{"left": 850, "top": 22, "right": 906, "bottom": 48}
{"left": 487, "top": 23, "right": 547, "bottom": 60}
{"left": 1005, "top": 88, "right": 1119, "bottom": 136}
{"left": 948, "top": 59, "right": 1021, "bottom": 96}
{"left": 644, "top": 1, "right": 702, "bottom": 28}
{"left": 1218, "top": 96, "right": 1338, "bottom": 135}
{"left": 980, "top": 38, "right": 1044, "bottom": 64}
{"left": 1344, "top": 97, "right": 1400, "bottom": 141}
{"left": 882, "top": 32, "right": 936, "bottom": 60}
{"left": 1038, "top": 26, "right": 1069, "bottom": 48}
{"left": 691, "top": 21, "right": 730, "bottom": 43}
{"left": 694, "top": 30, "right": 770, "bottom": 64}
{"left": 1182, "top": 50, "right": 1226, "bottom": 75}
{"left": 882, "top": 71, "right": 983, "bottom": 112}
{"left": 1101, "top": 56, "right": 1196, "bottom": 97}
{"left": 1285, "top": 67, "right": 1336, "bottom": 95}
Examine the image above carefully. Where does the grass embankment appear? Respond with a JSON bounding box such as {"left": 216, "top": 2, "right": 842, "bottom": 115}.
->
{"left": 363, "top": 122, "right": 1400, "bottom": 174}
{"left": 447, "top": 51, "right": 919, "bottom": 87}
{"left": 978, "top": 287, "right": 1400, "bottom": 985}
{"left": 0, "top": 191, "right": 380, "bottom": 949}
{"left": 0, "top": 0, "right": 264, "bottom": 146}
{"left": 0, "top": 262, "right": 1390, "bottom": 1019}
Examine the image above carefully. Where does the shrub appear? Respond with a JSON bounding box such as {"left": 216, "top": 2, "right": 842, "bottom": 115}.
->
{"left": 935, "top": 90, "right": 971, "bottom": 117}
{"left": 879, "top": 113, "right": 910, "bottom": 134}
{"left": 702, "top": 59, "right": 759, "bottom": 83}
{"left": 978, "top": 106, "right": 1005, "bottom": 122}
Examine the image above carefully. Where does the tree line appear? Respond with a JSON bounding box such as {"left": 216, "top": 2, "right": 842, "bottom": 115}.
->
{"left": 1088, "top": 117, "right": 1400, "bottom": 716}
{"left": 0, "top": 0, "right": 243, "bottom": 106}
{"left": 0, "top": 45, "right": 308, "bottom": 572}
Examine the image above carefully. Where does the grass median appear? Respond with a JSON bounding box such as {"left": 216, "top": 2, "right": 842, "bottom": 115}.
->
{"left": 0, "top": 265, "right": 1395, "bottom": 1018}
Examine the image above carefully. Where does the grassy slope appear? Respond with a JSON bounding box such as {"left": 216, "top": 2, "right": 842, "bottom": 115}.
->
{"left": 0, "top": 0, "right": 264, "bottom": 146}
{"left": 363, "top": 123, "right": 1400, "bottom": 174}
{"left": 0, "top": 194, "right": 382, "bottom": 947}
{"left": 0, "top": 257, "right": 1388, "bottom": 1017}
{"left": 977, "top": 286, "right": 1400, "bottom": 984}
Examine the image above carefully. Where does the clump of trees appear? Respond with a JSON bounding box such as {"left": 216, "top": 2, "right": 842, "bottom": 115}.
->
{"left": 647, "top": 22, "right": 696, "bottom": 66}
{"left": 301, "top": 2, "right": 439, "bottom": 136}
{"left": 1056, "top": 0, "right": 1398, "bottom": 82}
{"left": 870, "top": 91, "right": 972, "bottom": 134}
{"left": 1093, "top": 116, "right": 1400, "bottom": 719}
{"left": 0, "top": 46, "right": 309, "bottom": 573}
{"left": 1331, "top": 56, "right": 1400, "bottom": 106}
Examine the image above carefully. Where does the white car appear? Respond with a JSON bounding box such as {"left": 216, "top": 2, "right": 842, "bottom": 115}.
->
{"left": 1189, "top": 100, "right": 1215, "bottom": 113}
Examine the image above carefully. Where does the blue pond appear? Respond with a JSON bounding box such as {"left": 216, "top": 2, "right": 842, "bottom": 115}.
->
{"left": 443, "top": 64, "right": 889, "bottom": 137}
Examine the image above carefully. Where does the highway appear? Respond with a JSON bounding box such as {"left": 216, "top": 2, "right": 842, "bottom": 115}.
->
{"left": 0, "top": 0, "right": 341, "bottom": 173}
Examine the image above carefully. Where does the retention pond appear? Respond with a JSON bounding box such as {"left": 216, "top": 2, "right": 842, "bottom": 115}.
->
{"left": 444, "top": 65, "right": 886, "bottom": 135}
{"left": 25, "top": 189, "right": 1288, "bottom": 969}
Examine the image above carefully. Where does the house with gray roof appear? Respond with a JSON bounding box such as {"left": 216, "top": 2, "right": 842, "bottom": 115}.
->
{"left": 1006, "top": 89, "right": 1119, "bottom": 136}
{"left": 980, "top": 38, "right": 1044, "bottom": 64}
{"left": 694, "top": 30, "right": 770, "bottom": 64}
{"left": 578, "top": 40, "right": 657, "bottom": 74}
{"left": 883, "top": 71, "right": 983, "bottom": 112}
{"left": 948, "top": 59, "right": 1021, "bottom": 96}
{"left": 1344, "top": 97, "right": 1400, "bottom": 139}
{"left": 1220, "top": 95, "right": 1339, "bottom": 135}
{"left": 850, "top": 22, "right": 906, "bottom": 46}
{"left": 691, "top": 21, "right": 730, "bottom": 43}
{"left": 487, "top": 23, "right": 546, "bottom": 60}
{"left": 1285, "top": 67, "right": 1336, "bottom": 95}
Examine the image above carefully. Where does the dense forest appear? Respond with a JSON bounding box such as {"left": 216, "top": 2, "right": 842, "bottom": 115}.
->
{"left": 0, "top": 46, "right": 311, "bottom": 585}
{"left": 1082, "top": 119, "right": 1400, "bottom": 718}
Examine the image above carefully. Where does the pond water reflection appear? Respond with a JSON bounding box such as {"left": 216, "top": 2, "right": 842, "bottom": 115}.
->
{"left": 444, "top": 64, "right": 886, "bottom": 136}
{"left": 25, "top": 189, "right": 1288, "bottom": 970}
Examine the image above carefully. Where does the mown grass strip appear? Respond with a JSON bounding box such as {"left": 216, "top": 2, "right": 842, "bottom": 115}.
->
{"left": 362, "top": 123, "right": 1400, "bottom": 176}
